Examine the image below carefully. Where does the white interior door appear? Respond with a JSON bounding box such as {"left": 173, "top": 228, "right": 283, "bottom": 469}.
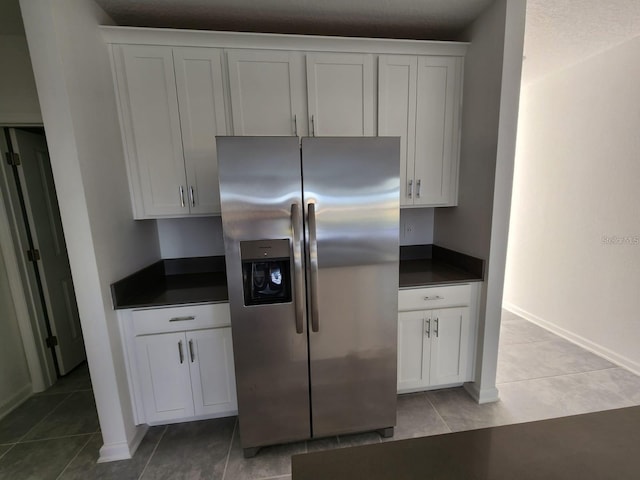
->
{"left": 10, "top": 129, "right": 85, "bottom": 375}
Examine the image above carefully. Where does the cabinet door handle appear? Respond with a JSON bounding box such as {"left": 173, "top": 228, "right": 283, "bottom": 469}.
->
{"left": 179, "top": 186, "right": 185, "bottom": 208}
{"left": 169, "top": 316, "right": 195, "bottom": 322}
{"left": 293, "top": 114, "right": 298, "bottom": 136}
{"left": 311, "top": 115, "right": 316, "bottom": 136}
{"left": 408, "top": 179, "right": 413, "bottom": 198}
{"left": 424, "top": 295, "right": 443, "bottom": 301}
{"left": 416, "top": 179, "right": 421, "bottom": 198}
{"left": 434, "top": 317, "right": 439, "bottom": 338}
{"left": 178, "top": 340, "right": 184, "bottom": 364}
{"left": 188, "top": 339, "right": 195, "bottom": 363}
{"left": 189, "top": 186, "right": 195, "bottom": 207}
{"left": 425, "top": 318, "right": 431, "bottom": 338}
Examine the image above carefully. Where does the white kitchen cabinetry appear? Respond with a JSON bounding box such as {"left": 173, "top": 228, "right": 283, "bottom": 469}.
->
{"left": 112, "top": 45, "right": 228, "bottom": 218}
{"left": 379, "top": 55, "right": 463, "bottom": 206}
{"left": 105, "top": 28, "right": 467, "bottom": 216}
{"left": 120, "top": 303, "right": 237, "bottom": 425}
{"left": 306, "top": 53, "right": 375, "bottom": 136}
{"left": 227, "top": 49, "right": 307, "bottom": 136}
{"left": 397, "top": 284, "right": 477, "bottom": 393}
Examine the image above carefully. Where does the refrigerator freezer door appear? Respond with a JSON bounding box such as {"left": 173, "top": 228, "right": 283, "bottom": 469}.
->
{"left": 302, "top": 137, "right": 400, "bottom": 437}
{"left": 217, "top": 137, "right": 310, "bottom": 448}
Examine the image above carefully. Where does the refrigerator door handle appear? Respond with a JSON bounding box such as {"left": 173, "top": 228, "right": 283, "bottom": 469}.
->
{"left": 308, "top": 203, "right": 320, "bottom": 332}
{"left": 291, "top": 203, "right": 304, "bottom": 334}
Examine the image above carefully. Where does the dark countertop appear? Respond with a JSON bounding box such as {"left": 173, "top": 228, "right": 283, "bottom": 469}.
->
{"left": 111, "top": 245, "right": 484, "bottom": 310}
{"left": 399, "top": 244, "right": 484, "bottom": 288}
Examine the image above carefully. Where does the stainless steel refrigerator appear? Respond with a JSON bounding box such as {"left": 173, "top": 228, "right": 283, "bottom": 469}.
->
{"left": 217, "top": 136, "right": 399, "bottom": 457}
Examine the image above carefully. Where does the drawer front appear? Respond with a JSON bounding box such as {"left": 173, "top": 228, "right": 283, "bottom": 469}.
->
{"left": 132, "top": 303, "right": 231, "bottom": 335}
{"left": 399, "top": 284, "right": 471, "bottom": 311}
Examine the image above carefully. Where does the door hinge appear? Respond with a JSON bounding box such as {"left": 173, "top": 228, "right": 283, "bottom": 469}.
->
{"left": 5, "top": 152, "right": 21, "bottom": 166}
{"left": 27, "top": 249, "right": 41, "bottom": 262}
{"left": 45, "top": 336, "right": 58, "bottom": 348}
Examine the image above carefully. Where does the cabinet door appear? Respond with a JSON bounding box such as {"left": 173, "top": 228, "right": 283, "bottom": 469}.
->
{"left": 429, "top": 307, "right": 469, "bottom": 386}
{"left": 414, "top": 56, "right": 460, "bottom": 206}
{"left": 306, "top": 53, "right": 375, "bottom": 136}
{"left": 135, "top": 332, "right": 194, "bottom": 423}
{"left": 227, "top": 49, "right": 306, "bottom": 136}
{"left": 397, "top": 310, "right": 430, "bottom": 391}
{"left": 187, "top": 328, "right": 237, "bottom": 416}
{"left": 174, "top": 47, "right": 228, "bottom": 215}
{"left": 116, "top": 45, "right": 188, "bottom": 217}
{"left": 378, "top": 55, "right": 417, "bottom": 206}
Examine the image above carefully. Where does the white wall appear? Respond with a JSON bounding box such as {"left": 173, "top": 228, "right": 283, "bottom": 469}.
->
{"left": 157, "top": 217, "right": 225, "bottom": 258}
{"left": 20, "top": 0, "right": 160, "bottom": 461}
{"left": 504, "top": 35, "right": 640, "bottom": 374}
{"left": 156, "top": 209, "right": 435, "bottom": 259}
{"left": 434, "top": 0, "right": 526, "bottom": 402}
{"left": 0, "top": 34, "right": 42, "bottom": 124}
{"left": 400, "top": 208, "right": 434, "bottom": 246}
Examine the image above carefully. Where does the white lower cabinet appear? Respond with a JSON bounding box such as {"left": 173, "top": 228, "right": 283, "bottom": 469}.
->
{"left": 397, "top": 284, "right": 478, "bottom": 393}
{"left": 121, "top": 303, "right": 237, "bottom": 425}
{"left": 135, "top": 327, "right": 237, "bottom": 424}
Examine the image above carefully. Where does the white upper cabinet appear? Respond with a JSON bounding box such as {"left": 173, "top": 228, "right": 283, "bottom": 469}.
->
{"left": 379, "top": 55, "right": 462, "bottom": 206}
{"left": 378, "top": 55, "right": 417, "bottom": 205}
{"left": 306, "top": 53, "right": 375, "bottom": 136}
{"left": 106, "top": 29, "right": 466, "bottom": 217}
{"left": 227, "top": 49, "right": 306, "bottom": 136}
{"left": 116, "top": 45, "right": 187, "bottom": 217}
{"left": 174, "top": 47, "right": 228, "bottom": 215}
{"left": 113, "top": 45, "right": 228, "bottom": 218}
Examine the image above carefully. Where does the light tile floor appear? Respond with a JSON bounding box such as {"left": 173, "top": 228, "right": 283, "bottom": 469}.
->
{"left": 1, "top": 310, "right": 639, "bottom": 479}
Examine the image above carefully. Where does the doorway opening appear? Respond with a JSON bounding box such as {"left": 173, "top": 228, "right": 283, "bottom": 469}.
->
{"left": 0, "top": 126, "right": 86, "bottom": 388}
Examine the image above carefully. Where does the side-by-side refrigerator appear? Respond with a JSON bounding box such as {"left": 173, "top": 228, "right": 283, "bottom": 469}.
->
{"left": 217, "top": 136, "right": 399, "bottom": 457}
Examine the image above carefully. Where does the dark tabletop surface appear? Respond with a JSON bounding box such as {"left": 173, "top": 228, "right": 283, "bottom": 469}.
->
{"left": 111, "top": 245, "right": 484, "bottom": 309}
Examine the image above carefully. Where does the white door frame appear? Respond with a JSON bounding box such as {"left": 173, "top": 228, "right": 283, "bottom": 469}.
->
{"left": 0, "top": 128, "right": 56, "bottom": 392}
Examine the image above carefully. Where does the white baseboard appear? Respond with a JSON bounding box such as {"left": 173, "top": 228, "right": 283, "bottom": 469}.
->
{"left": 97, "top": 424, "right": 149, "bottom": 463}
{"left": 0, "top": 384, "right": 32, "bottom": 420}
{"left": 503, "top": 302, "right": 640, "bottom": 376}
{"left": 463, "top": 382, "right": 500, "bottom": 404}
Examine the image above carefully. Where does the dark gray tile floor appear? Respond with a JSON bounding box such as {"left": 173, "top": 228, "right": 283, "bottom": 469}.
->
{"left": 1, "top": 311, "right": 639, "bottom": 479}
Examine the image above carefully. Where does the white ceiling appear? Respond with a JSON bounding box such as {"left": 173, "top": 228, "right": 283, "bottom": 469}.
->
{"left": 523, "top": 0, "right": 640, "bottom": 83}
{"left": 93, "top": 0, "right": 495, "bottom": 40}
{"left": 4, "top": 0, "right": 640, "bottom": 84}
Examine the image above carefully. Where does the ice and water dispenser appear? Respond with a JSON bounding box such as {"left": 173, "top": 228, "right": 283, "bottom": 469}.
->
{"left": 240, "top": 239, "right": 292, "bottom": 306}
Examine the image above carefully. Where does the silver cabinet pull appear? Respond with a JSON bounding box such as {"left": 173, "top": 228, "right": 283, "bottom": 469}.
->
{"left": 416, "top": 179, "right": 421, "bottom": 198}
{"left": 425, "top": 318, "right": 431, "bottom": 338}
{"left": 178, "top": 340, "right": 184, "bottom": 364}
{"left": 434, "top": 317, "right": 439, "bottom": 338}
{"left": 179, "top": 186, "right": 185, "bottom": 208}
{"left": 293, "top": 114, "right": 298, "bottom": 136}
{"left": 408, "top": 179, "right": 413, "bottom": 198}
{"left": 291, "top": 204, "right": 304, "bottom": 334}
{"left": 308, "top": 203, "right": 320, "bottom": 332}
{"left": 311, "top": 115, "right": 316, "bottom": 136}
{"left": 424, "top": 295, "right": 443, "bottom": 301}
{"left": 189, "top": 186, "right": 195, "bottom": 207}
{"left": 169, "top": 316, "right": 195, "bottom": 322}
{"left": 188, "top": 339, "right": 195, "bottom": 362}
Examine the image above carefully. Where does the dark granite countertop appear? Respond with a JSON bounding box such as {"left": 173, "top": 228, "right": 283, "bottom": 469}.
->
{"left": 111, "top": 245, "right": 483, "bottom": 310}
{"left": 399, "top": 245, "right": 484, "bottom": 288}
